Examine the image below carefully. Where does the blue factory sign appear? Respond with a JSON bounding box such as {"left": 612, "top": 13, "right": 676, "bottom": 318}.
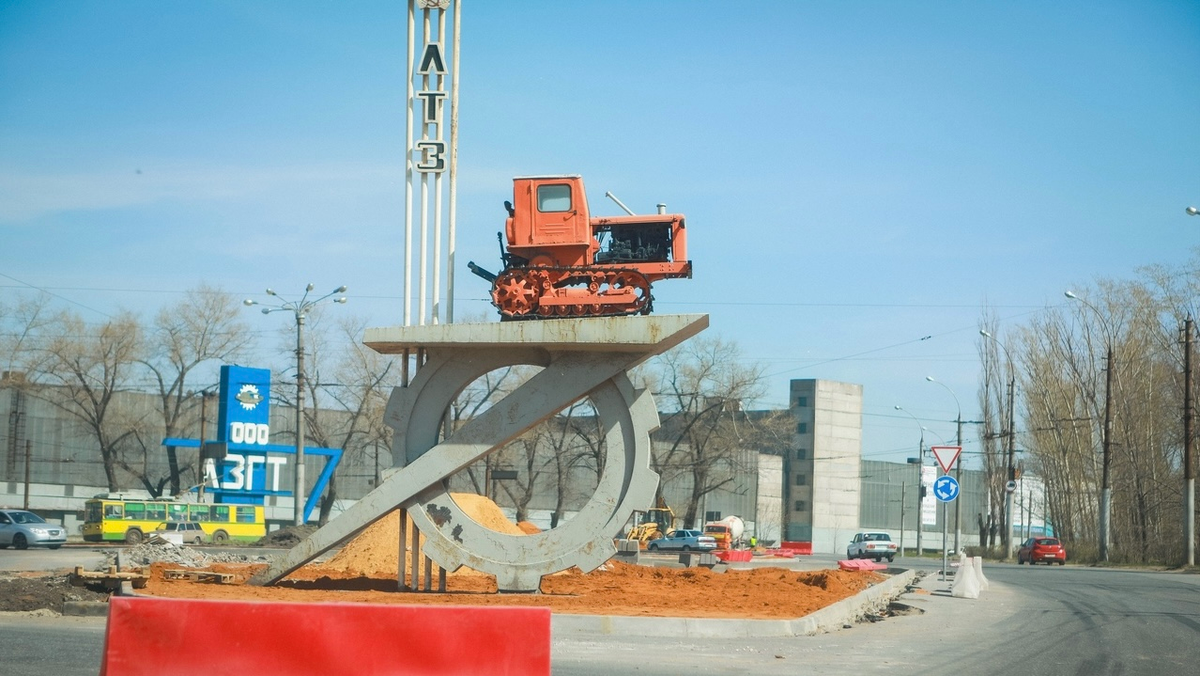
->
{"left": 162, "top": 365, "right": 343, "bottom": 523}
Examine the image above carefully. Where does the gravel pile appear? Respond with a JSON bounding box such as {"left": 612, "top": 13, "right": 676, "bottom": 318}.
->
{"left": 102, "top": 541, "right": 270, "bottom": 570}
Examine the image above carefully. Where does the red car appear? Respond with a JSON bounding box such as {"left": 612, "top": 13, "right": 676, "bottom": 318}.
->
{"left": 1018, "top": 537, "right": 1066, "bottom": 565}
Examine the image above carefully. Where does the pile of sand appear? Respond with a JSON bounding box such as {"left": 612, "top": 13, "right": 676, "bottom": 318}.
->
{"left": 316, "top": 493, "right": 527, "bottom": 579}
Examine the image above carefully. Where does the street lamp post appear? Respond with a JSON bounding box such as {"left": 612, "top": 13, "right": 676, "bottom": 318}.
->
{"left": 1187, "top": 206, "right": 1199, "bottom": 216}
{"left": 926, "top": 376, "right": 963, "bottom": 554}
{"left": 245, "top": 284, "right": 347, "bottom": 526}
{"left": 896, "top": 405, "right": 926, "bottom": 557}
{"left": 1064, "top": 290, "right": 1113, "bottom": 562}
{"left": 980, "top": 330, "right": 1018, "bottom": 559}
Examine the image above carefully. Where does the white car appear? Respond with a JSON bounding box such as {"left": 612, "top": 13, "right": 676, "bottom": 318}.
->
{"left": 647, "top": 529, "right": 718, "bottom": 552}
{"left": 155, "top": 521, "right": 207, "bottom": 545}
{"left": 847, "top": 531, "right": 897, "bottom": 562}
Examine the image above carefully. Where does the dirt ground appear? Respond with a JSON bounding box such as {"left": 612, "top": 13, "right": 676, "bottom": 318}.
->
{"left": 2, "top": 495, "right": 885, "bottom": 620}
{"left": 0, "top": 571, "right": 111, "bottom": 613}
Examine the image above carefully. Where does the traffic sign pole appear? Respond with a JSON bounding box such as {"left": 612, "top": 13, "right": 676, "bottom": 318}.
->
{"left": 932, "top": 473, "right": 961, "bottom": 581}
{"left": 942, "top": 499, "right": 948, "bottom": 580}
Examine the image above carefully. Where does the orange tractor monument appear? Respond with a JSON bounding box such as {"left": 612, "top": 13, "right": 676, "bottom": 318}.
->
{"left": 470, "top": 175, "right": 692, "bottom": 319}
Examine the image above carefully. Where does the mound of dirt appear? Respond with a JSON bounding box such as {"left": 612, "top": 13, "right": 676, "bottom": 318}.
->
{"left": 0, "top": 573, "right": 110, "bottom": 614}
{"left": 254, "top": 524, "right": 318, "bottom": 547}
{"left": 136, "top": 559, "right": 883, "bottom": 620}
{"left": 318, "top": 493, "right": 526, "bottom": 579}
{"left": 129, "top": 493, "right": 887, "bottom": 620}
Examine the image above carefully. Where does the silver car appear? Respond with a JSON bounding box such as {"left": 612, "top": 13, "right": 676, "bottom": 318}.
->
{"left": 0, "top": 509, "right": 67, "bottom": 549}
{"left": 647, "top": 529, "right": 718, "bottom": 552}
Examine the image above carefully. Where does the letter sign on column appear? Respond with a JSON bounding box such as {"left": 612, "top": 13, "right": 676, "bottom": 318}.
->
{"left": 416, "top": 141, "right": 447, "bottom": 172}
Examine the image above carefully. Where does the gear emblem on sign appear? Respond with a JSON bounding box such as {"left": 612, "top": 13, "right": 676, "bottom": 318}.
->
{"left": 236, "top": 384, "right": 263, "bottom": 411}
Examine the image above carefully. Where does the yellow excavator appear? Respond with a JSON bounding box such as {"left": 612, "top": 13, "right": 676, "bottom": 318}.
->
{"left": 625, "top": 498, "right": 676, "bottom": 547}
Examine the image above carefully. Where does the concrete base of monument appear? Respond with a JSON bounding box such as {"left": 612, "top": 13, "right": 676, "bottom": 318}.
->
{"left": 363, "top": 313, "right": 709, "bottom": 354}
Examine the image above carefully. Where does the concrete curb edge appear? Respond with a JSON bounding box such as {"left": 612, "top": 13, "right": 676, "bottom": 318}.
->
{"left": 552, "top": 568, "right": 920, "bottom": 638}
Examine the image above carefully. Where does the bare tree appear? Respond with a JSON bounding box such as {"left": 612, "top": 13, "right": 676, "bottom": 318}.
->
{"left": 1005, "top": 260, "right": 1200, "bottom": 564}
{"left": 645, "top": 335, "right": 772, "bottom": 528}
{"left": 0, "top": 292, "right": 56, "bottom": 377}
{"left": 977, "top": 310, "right": 1013, "bottom": 550}
{"left": 141, "top": 284, "right": 253, "bottom": 496}
{"left": 302, "top": 315, "right": 401, "bottom": 525}
{"left": 35, "top": 309, "right": 146, "bottom": 491}
{"left": 493, "top": 399, "right": 604, "bottom": 527}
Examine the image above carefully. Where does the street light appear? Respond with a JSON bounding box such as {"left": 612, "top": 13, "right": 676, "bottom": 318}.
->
{"left": 980, "top": 329, "right": 1018, "bottom": 559}
{"left": 1187, "top": 206, "right": 1199, "bottom": 216}
{"left": 895, "top": 405, "right": 926, "bottom": 556}
{"left": 1064, "top": 290, "right": 1114, "bottom": 562}
{"left": 926, "top": 376, "right": 964, "bottom": 554}
{"left": 245, "top": 284, "right": 348, "bottom": 526}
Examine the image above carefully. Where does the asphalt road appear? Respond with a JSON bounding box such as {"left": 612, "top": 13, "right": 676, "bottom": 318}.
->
{"left": 554, "top": 558, "right": 1200, "bottom": 676}
{"left": 2, "top": 551, "right": 1198, "bottom": 676}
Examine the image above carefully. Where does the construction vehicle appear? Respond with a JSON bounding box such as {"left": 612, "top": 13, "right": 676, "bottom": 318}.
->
{"left": 468, "top": 175, "right": 692, "bottom": 319}
{"left": 704, "top": 515, "right": 745, "bottom": 550}
{"left": 624, "top": 499, "right": 676, "bottom": 548}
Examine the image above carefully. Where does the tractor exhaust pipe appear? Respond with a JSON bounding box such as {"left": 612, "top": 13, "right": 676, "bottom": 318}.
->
{"left": 605, "top": 191, "right": 637, "bottom": 216}
{"left": 468, "top": 262, "right": 497, "bottom": 283}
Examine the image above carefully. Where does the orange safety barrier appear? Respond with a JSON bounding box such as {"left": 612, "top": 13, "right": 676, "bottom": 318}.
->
{"left": 781, "top": 541, "right": 813, "bottom": 555}
{"left": 100, "top": 596, "right": 551, "bottom": 676}
{"left": 838, "top": 559, "right": 887, "bottom": 571}
{"left": 715, "top": 549, "right": 753, "bottom": 562}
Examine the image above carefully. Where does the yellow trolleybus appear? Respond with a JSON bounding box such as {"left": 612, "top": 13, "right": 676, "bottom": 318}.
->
{"left": 82, "top": 497, "right": 265, "bottom": 544}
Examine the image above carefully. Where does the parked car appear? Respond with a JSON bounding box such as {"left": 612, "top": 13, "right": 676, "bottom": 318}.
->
{"left": 647, "top": 529, "right": 717, "bottom": 552}
{"left": 0, "top": 508, "right": 67, "bottom": 549}
{"left": 155, "top": 521, "right": 207, "bottom": 545}
{"left": 1018, "top": 537, "right": 1066, "bottom": 565}
{"left": 847, "top": 531, "right": 897, "bottom": 562}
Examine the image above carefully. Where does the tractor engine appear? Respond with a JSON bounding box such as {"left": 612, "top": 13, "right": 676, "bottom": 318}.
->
{"left": 468, "top": 175, "right": 692, "bottom": 320}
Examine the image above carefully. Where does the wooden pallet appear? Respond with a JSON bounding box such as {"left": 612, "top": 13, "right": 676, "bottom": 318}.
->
{"left": 162, "top": 569, "right": 235, "bottom": 584}
{"left": 70, "top": 566, "right": 149, "bottom": 591}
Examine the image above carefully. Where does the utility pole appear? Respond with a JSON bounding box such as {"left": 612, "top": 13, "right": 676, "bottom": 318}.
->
{"left": 294, "top": 311, "right": 308, "bottom": 527}
{"left": 1185, "top": 317, "right": 1194, "bottom": 567}
{"left": 245, "top": 284, "right": 348, "bottom": 527}
{"left": 23, "top": 439, "right": 31, "bottom": 510}
{"left": 1065, "top": 290, "right": 1115, "bottom": 562}
{"left": 1005, "top": 376, "right": 1016, "bottom": 559}
{"left": 954, "top": 414, "right": 963, "bottom": 553}
{"left": 1100, "top": 346, "right": 1113, "bottom": 561}
{"left": 916, "top": 440, "right": 925, "bottom": 557}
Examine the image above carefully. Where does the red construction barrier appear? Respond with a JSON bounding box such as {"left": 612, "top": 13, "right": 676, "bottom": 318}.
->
{"left": 762, "top": 548, "right": 796, "bottom": 558}
{"left": 838, "top": 558, "right": 887, "bottom": 571}
{"left": 100, "top": 596, "right": 550, "bottom": 676}
{"left": 781, "top": 540, "right": 813, "bottom": 555}
{"left": 715, "top": 549, "right": 753, "bottom": 562}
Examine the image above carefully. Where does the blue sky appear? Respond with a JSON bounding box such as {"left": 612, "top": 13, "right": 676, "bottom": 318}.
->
{"left": 2, "top": 1, "right": 1199, "bottom": 466}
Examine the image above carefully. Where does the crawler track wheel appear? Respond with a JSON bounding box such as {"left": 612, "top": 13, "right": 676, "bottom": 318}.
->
{"left": 492, "top": 270, "right": 541, "bottom": 319}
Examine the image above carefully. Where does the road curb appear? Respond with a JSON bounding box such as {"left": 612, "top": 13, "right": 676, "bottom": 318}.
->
{"left": 552, "top": 568, "right": 919, "bottom": 638}
{"left": 62, "top": 601, "right": 109, "bottom": 617}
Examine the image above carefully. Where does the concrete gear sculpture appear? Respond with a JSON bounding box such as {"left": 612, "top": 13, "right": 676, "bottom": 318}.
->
{"left": 249, "top": 314, "right": 707, "bottom": 592}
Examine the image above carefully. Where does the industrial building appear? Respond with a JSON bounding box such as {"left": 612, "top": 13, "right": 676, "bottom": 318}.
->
{"left": 2, "top": 374, "right": 1011, "bottom": 553}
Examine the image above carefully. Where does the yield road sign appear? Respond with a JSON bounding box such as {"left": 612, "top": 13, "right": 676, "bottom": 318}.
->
{"left": 934, "top": 475, "right": 960, "bottom": 502}
{"left": 931, "top": 446, "right": 961, "bottom": 473}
